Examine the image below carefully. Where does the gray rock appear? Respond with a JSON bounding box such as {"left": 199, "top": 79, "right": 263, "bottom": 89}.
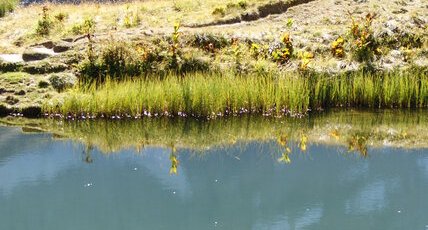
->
{"left": 389, "top": 50, "right": 402, "bottom": 58}
{"left": 62, "top": 38, "right": 74, "bottom": 42}
{"left": 22, "top": 47, "right": 55, "bottom": 62}
{"left": 0, "top": 54, "right": 23, "bottom": 63}
{"left": 53, "top": 42, "right": 72, "bottom": 53}
{"left": 385, "top": 20, "right": 399, "bottom": 33}
{"left": 143, "top": 30, "right": 154, "bottom": 36}
{"left": 14, "top": 90, "right": 26, "bottom": 96}
{"left": 33, "top": 41, "right": 55, "bottom": 49}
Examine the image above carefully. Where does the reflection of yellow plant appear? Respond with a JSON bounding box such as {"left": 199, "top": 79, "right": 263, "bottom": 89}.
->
{"left": 299, "top": 134, "right": 308, "bottom": 152}
{"left": 278, "top": 147, "right": 292, "bottom": 164}
{"left": 348, "top": 134, "right": 368, "bottom": 157}
{"left": 169, "top": 152, "right": 179, "bottom": 175}
{"left": 329, "top": 129, "right": 340, "bottom": 140}
{"left": 277, "top": 134, "right": 292, "bottom": 164}
{"left": 277, "top": 134, "right": 288, "bottom": 147}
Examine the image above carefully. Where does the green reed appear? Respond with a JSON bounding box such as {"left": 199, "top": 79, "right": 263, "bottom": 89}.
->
{"left": 44, "top": 67, "right": 428, "bottom": 117}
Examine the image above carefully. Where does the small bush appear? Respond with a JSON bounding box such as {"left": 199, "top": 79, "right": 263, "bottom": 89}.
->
{"left": 348, "top": 13, "right": 380, "bottom": 62}
{"left": 238, "top": 0, "right": 248, "bottom": 9}
{"left": 36, "top": 6, "right": 53, "bottom": 36}
{"left": 270, "top": 33, "right": 294, "bottom": 64}
{"left": 48, "top": 73, "right": 76, "bottom": 92}
{"left": 71, "top": 18, "right": 95, "bottom": 35}
{"left": 212, "top": 7, "right": 226, "bottom": 17}
{"left": 180, "top": 55, "right": 210, "bottom": 74}
{"left": 123, "top": 7, "right": 141, "bottom": 28}
{"left": 38, "top": 80, "right": 50, "bottom": 88}
{"left": 331, "top": 36, "right": 345, "bottom": 58}
{"left": 194, "top": 33, "right": 230, "bottom": 52}
{"left": 297, "top": 51, "right": 314, "bottom": 71}
{"left": 54, "top": 12, "right": 68, "bottom": 23}
{"left": 0, "top": 0, "right": 17, "bottom": 18}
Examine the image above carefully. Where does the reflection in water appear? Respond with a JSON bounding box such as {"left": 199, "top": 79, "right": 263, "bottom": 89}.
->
{"left": 1, "top": 111, "right": 428, "bottom": 229}
{"left": 2, "top": 110, "right": 428, "bottom": 160}
{"left": 83, "top": 144, "right": 94, "bottom": 164}
{"left": 0, "top": 125, "right": 428, "bottom": 229}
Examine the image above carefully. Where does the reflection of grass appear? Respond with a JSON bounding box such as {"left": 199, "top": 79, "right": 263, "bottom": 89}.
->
{"left": 44, "top": 68, "right": 428, "bottom": 117}
{"left": 1, "top": 110, "right": 428, "bottom": 155}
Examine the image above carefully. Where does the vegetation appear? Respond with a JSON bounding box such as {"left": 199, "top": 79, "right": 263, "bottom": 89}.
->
{"left": 0, "top": 0, "right": 17, "bottom": 18}
{"left": 44, "top": 67, "right": 428, "bottom": 118}
{"left": 347, "top": 12, "right": 380, "bottom": 63}
{"left": 36, "top": 6, "right": 54, "bottom": 36}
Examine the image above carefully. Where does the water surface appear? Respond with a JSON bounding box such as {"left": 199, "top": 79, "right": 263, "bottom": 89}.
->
{"left": 1, "top": 111, "right": 428, "bottom": 229}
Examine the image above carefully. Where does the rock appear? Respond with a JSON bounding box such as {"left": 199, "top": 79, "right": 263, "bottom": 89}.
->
{"left": 53, "top": 42, "right": 72, "bottom": 53}
{"left": 14, "top": 90, "right": 26, "bottom": 96}
{"left": 23, "top": 61, "right": 68, "bottom": 74}
{"left": 5, "top": 96, "right": 19, "bottom": 105}
{"left": 321, "top": 33, "right": 333, "bottom": 45}
{"left": 62, "top": 38, "right": 74, "bottom": 42}
{"left": 385, "top": 20, "right": 399, "bottom": 33}
{"left": 22, "top": 47, "right": 55, "bottom": 62}
{"left": 390, "top": 50, "right": 402, "bottom": 58}
{"left": 0, "top": 54, "right": 23, "bottom": 63}
{"left": 143, "top": 29, "right": 154, "bottom": 36}
{"left": 33, "top": 41, "right": 55, "bottom": 49}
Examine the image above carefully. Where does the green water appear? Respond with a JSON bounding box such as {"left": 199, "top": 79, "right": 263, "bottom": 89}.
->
{"left": 1, "top": 112, "right": 428, "bottom": 229}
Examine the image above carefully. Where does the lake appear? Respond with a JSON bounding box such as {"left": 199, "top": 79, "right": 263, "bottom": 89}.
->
{"left": 0, "top": 111, "right": 428, "bottom": 229}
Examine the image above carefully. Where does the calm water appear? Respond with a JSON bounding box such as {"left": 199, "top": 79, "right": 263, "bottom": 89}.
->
{"left": 1, "top": 124, "right": 428, "bottom": 230}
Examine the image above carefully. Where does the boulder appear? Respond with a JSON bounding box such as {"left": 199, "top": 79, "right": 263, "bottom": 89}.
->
{"left": 53, "top": 42, "right": 72, "bottom": 53}
{"left": 22, "top": 47, "right": 55, "bottom": 62}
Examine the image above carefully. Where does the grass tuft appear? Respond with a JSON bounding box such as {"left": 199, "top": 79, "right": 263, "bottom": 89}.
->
{"left": 0, "top": 0, "right": 17, "bottom": 18}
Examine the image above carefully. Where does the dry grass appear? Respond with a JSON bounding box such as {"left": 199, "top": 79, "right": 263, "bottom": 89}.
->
{"left": 0, "top": 0, "right": 270, "bottom": 52}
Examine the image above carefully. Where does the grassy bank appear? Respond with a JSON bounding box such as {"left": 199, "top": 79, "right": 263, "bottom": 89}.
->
{"left": 44, "top": 68, "right": 428, "bottom": 118}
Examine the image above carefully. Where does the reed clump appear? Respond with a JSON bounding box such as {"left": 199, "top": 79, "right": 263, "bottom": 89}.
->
{"left": 44, "top": 67, "right": 428, "bottom": 118}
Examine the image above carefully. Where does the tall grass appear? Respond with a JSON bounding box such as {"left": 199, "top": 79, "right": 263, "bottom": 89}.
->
{"left": 44, "top": 68, "right": 428, "bottom": 117}
{"left": 0, "top": 0, "right": 17, "bottom": 18}
{"left": 47, "top": 72, "right": 310, "bottom": 117}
